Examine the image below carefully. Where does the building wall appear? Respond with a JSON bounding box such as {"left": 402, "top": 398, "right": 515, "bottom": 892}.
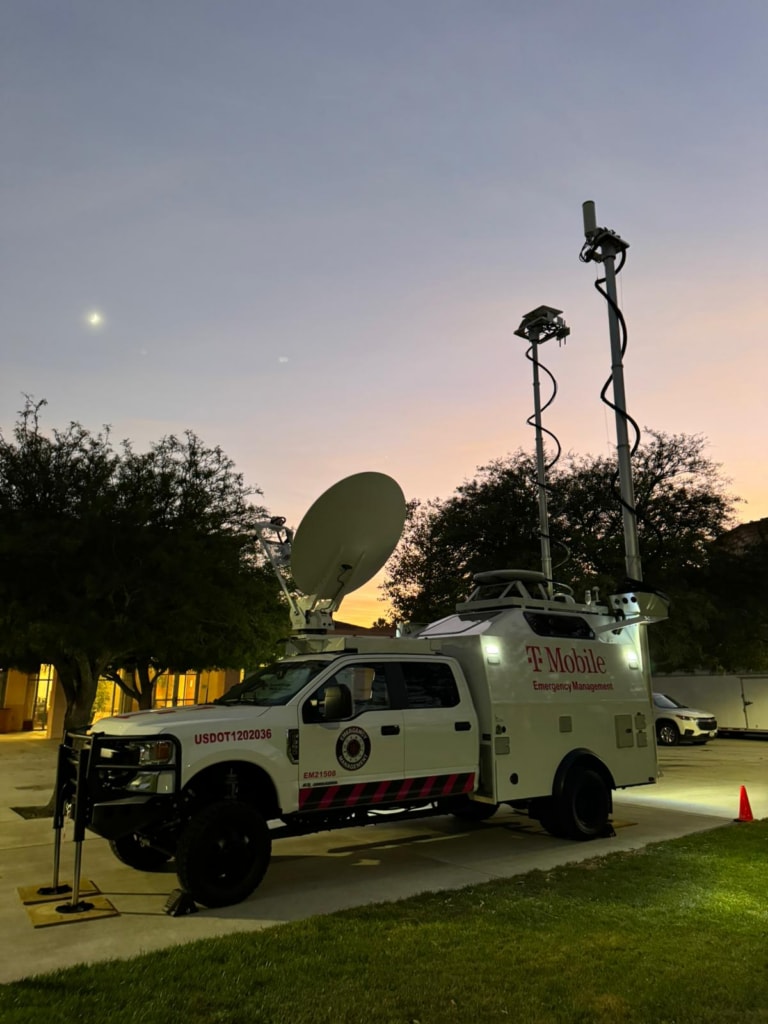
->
{"left": 1, "top": 665, "right": 240, "bottom": 737}
{"left": 0, "top": 668, "right": 34, "bottom": 733}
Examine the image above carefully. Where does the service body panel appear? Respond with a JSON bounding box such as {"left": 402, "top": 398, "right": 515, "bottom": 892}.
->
{"left": 420, "top": 598, "right": 656, "bottom": 802}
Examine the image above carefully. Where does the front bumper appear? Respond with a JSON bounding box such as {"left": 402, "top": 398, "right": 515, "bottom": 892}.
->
{"left": 57, "top": 731, "right": 181, "bottom": 841}
{"left": 90, "top": 794, "right": 174, "bottom": 839}
{"left": 682, "top": 723, "right": 718, "bottom": 742}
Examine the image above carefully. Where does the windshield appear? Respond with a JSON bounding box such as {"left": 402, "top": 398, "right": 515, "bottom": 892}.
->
{"left": 214, "top": 660, "right": 328, "bottom": 706}
{"left": 654, "top": 693, "right": 686, "bottom": 710}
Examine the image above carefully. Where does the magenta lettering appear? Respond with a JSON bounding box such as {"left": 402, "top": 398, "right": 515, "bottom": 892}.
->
{"left": 526, "top": 645, "right": 544, "bottom": 671}
{"left": 544, "top": 646, "right": 607, "bottom": 675}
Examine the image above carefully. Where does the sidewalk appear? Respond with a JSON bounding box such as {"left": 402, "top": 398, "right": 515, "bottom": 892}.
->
{"left": 0, "top": 733, "right": 730, "bottom": 985}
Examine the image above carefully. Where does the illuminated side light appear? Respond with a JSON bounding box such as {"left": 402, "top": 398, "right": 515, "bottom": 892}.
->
{"left": 485, "top": 642, "right": 501, "bottom": 665}
{"left": 627, "top": 653, "right": 640, "bottom": 669}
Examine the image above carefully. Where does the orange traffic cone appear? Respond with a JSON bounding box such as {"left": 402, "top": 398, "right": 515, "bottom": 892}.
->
{"left": 735, "top": 786, "right": 754, "bottom": 823}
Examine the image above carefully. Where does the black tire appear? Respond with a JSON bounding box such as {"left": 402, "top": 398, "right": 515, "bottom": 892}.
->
{"left": 451, "top": 798, "right": 499, "bottom": 823}
{"left": 175, "top": 801, "right": 271, "bottom": 908}
{"left": 541, "top": 767, "right": 612, "bottom": 841}
{"left": 109, "top": 833, "right": 172, "bottom": 872}
{"left": 657, "top": 720, "right": 680, "bottom": 746}
{"left": 535, "top": 799, "right": 565, "bottom": 838}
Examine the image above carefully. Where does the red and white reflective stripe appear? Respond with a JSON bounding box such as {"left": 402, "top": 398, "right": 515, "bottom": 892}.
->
{"left": 419, "top": 775, "right": 437, "bottom": 798}
{"left": 318, "top": 786, "right": 340, "bottom": 809}
{"left": 345, "top": 782, "right": 367, "bottom": 806}
{"left": 298, "top": 771, "right": 476, "bottom": 812}
{"left": 395, "top": 777, "right": 416, "bottom": 801}
{"left": 441, "top": 773, "right": 458, "bottom": 795}
{"left": 373, "top": 780, "right": 392, "bottom": 803}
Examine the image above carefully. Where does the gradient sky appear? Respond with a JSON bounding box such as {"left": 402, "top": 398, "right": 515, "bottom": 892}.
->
{"left": 3, "top": 1, "right": 767, "bottom": 624}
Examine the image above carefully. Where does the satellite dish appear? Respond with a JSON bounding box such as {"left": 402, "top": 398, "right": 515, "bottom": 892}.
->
{"left": 291, "top": 472, "right": 406, "bottom": 604}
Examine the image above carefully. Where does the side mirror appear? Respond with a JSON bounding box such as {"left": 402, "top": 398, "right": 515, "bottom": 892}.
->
{"left": 324, "top": 683, "right": 352, "bottom": 721}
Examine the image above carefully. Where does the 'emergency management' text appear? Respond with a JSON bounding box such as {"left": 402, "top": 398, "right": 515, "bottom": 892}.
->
{"left": 532, "top": 680, "right": 614, "bottom": 693}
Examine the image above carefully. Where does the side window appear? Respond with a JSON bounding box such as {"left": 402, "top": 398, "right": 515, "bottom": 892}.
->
{"left": 523, "top": 611, "right": 595, "bottom": 640}
{"left": 339, "top": 663, "right": 390, "bottom": 714}
{"left": 302, "top": 663, "right": 390, "bottom": 723}
{"left": 303, "top": 680, "right": 348, "bottom": 723}
{"left": 401, "top": 662, "right": 460, "bottom": 709}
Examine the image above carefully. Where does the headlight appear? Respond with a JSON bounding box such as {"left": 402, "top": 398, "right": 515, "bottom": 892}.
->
{"left": 129, "top": 740, "right": 175, "bottom": 765}
{"left": 126, "top": 770, "right": 176, "bottom": 794}
{"left": 675, "top": 715, "right": 695, "bottom": 721}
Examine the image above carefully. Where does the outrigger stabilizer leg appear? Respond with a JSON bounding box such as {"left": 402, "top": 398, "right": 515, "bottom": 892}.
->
{"left": 54, "top": 738, "right": 95, "bottom": 915}
{"left": 35, "top": 743, "right": 74, "bottom": 898}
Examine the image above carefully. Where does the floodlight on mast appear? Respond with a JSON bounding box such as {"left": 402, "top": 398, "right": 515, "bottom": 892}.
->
{"left": 514, "top": 306, "right": 570, "bottom": 597}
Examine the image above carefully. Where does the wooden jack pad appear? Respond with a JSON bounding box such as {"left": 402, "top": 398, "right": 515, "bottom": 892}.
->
{"left": 25, "top": 895, "right": 118, "bottom": 928}
{"left": 17, "top": 881, "right": 100, "bottom": 905}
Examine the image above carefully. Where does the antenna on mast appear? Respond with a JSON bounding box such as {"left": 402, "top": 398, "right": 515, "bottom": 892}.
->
{"left": 514, "top": 306, "right": 570, "bottom": 597}
{"left": 579, "top": 201, "right": 642, "bottom": 583}
{"left": 580, "top": 202, "right": 670, "bottom": 632}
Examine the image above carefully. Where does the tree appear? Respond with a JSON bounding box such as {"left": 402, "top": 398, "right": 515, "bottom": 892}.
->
{"left": 552, "top": 431, "right": 737, "bottom": 585}
{"left": 383, "top": 431, "right": 745, "bottom": 671}
{"left": 0, "top": 400, "right": 124, "bottom": 732}
{"left": 100, "top": 432, "right": 285, "bottom": 709}
{"left": 384, "top": 454, "right": 542, "bottom": 623}
{"left": 700, "top": 524, "right": 768, "bottom": 672}
{"left": 0, "top": 399, "right": 284, "bottom": 731}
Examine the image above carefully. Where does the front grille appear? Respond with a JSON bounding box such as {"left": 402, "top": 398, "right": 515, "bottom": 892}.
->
{"left": 697, "top": 718, "right": 717, "bottom": 731}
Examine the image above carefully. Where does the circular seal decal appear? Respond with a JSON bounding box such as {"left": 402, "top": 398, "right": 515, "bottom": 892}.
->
{"left": 336, "top": 726, "right": 371, "bottom": 771}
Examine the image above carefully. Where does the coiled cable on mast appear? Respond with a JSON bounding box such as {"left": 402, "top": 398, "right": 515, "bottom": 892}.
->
{"left": 524, "top": 342, "right": 570, "bottom": 573}
{"left": 581, "top": 244, "right": 642, "bottom": 518}
{"left": 524, "top": 342, "right": 561, "bottom": 468}
{"left": 514, "top": 306, "right": 571, "bottom": 583}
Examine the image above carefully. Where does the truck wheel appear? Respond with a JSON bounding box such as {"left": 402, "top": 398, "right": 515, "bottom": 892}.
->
{"left": 657, "top": 721, "right": 680, "bottom": 746}
{"left": 109, "top": 833, "right": 172, "bottom": 872}
{"left": 535, "top": 799, "right": 565, "bottom": 838}
{"left": 451, "top": 798, "right": 499, "bottom": 822}
{"left": 561, "top": 767, "right": 612, "bottom": 840}
{"left": 175, "top": 801, "right": 271, "bottom": 908}
{"left": 542, "top": 768, "right": 612, "bottom": 841}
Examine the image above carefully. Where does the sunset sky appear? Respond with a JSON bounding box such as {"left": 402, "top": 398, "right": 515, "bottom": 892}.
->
{"left": 3, "top": 2, "right": 766, "bottom": 624}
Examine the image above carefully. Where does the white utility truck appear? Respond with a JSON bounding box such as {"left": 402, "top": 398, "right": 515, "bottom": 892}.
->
{"left": 57, "top": 531, "right": 666, "bottom": 909}
{"left": 53, "top": 203, "right": 669, "bottom": 910}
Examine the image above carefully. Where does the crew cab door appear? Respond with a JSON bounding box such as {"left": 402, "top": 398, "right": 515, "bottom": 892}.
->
{"left": 297, "top": 660, "right": 404, "bottom": 812}
{"left": 396, "top": 660, "right": 478, "bottom": 784}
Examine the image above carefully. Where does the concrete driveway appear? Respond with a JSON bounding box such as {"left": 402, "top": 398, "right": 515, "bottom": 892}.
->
{"left": 0, "top": 733, "right": 764, "bottom": 984}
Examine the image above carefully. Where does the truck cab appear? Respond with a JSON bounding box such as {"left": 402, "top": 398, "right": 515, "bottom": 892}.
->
{"left": 60, "top": 643, "right": 482, "bottom": 907}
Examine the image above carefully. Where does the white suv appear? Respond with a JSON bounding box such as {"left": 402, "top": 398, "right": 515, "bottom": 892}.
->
{"left": 653, "top": 692, "right": 718, "bottom": 746}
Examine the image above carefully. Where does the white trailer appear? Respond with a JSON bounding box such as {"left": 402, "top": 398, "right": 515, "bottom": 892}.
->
{"left": 653, "top": 675, "right": 768, "bottom": 735}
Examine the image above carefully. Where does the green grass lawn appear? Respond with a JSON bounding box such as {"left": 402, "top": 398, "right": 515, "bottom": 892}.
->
{"left": 4, "top": 822, "right": 768, "bottom": 1024}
